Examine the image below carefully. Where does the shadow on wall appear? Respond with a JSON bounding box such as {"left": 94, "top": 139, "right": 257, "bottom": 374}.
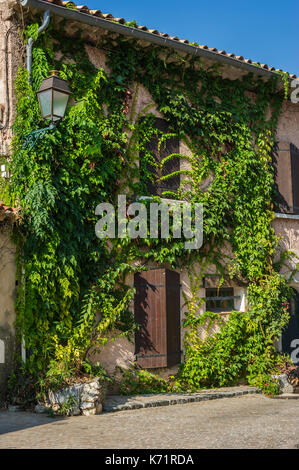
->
{"left": 0, "top": 229, "right": 17, "bottom": 404}
{"left": 0, "top": 325, "right": 17, "bottom": 403}
{"left": 134, "top": 277, "right": 157, "bottom": 359}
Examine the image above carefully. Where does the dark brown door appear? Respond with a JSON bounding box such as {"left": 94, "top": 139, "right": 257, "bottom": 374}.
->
{"left": 134, "top": 268, "right": 181, "bottom": 368}
{"left": 282, "top": 289, "right": 299, "bottom": 364}
{"left": 166, "top": 269, "right": 181, "bottom": 367}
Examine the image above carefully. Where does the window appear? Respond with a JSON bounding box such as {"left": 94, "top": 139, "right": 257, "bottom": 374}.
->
{"left": 206, "top": 287, "right": 235, "bottom": 313}
{"left": 141, "top": 118, "right": 180, "bottom": 197}
{"left": 274, "top": 142, "right": 299, "bottom": 215}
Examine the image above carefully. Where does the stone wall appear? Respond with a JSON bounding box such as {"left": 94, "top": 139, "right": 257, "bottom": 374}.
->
{"left": 86, "top": 44, "right": 299, "bottom": 377}
{"left": 0, "top": 0, "right": 23, "bottom": 157}
{"left": 0, "top": 226, "right": 17, "bottom": 401}
{"left": 44, "top": 378, "right": 104, "bottom": 416}
{"left": 275, "top": 101, "right": 299, "bottom": 293}
{"left": 1, "top": 2, "right": 299, "bottom": 381}
{"left": 0, "top": 0, "right": 22, "bottom": 401}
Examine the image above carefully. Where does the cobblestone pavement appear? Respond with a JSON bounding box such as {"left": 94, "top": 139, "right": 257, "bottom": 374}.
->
{"left": 1, "top": 394, "right": 299, "bottom": 449}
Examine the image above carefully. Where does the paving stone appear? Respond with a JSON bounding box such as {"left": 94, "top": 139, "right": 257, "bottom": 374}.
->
{"left": 271, "top": 394, "right": 299, "bottom": 400}
{"left": 1, "top": 395, "right": 299, "bottom": 449}
{"left": 8, "top": 405, "right": 22, "bottom": 412}
{"left": 102, "top": 386, "right": 260, "bottom": 413}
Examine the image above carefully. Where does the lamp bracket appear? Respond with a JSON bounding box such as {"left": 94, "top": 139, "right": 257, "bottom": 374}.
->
{"left": 22, "top": 122, "right": 58, "bottom": 152}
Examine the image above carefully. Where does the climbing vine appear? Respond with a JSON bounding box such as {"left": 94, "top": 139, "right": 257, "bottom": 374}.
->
{"left": 7, "top": 15, "right": 296, "bottom": 395}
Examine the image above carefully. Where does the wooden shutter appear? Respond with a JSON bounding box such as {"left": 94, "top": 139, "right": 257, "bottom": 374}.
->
{"left": 274, "top": 142, "right": 294, "bottom": 214}
{"left": 291, "top": 143, "right": 299, "bottom": 215}
{"left": 282, "top": 289, "right": 299, "bottom": 359}
{"left": 144, "top": 118, "right": 180, "bottom": 197}
{"left": 134, "top": 268, "right": 181, "bottom": 368}
{"left": 165, "top": 269, "right": 181, "bottom": 367}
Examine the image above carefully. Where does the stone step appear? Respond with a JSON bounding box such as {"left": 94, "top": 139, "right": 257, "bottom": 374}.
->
{"left": 103, "top": 387, "right": 260, "bottom": 413}
{"left": 271, "top": 394, "right": 299, "bottom": 400}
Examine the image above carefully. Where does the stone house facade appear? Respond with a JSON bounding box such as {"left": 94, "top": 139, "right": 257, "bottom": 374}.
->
{"left": 0, "top": 0, "right": 299, "bottom": 393}
{"left": 0, "top": 205, "right": 18, "bottom": 400}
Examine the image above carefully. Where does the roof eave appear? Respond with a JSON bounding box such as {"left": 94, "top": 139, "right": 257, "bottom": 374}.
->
{"left": 20, "top": 0, "right": 284, "bottom": 83}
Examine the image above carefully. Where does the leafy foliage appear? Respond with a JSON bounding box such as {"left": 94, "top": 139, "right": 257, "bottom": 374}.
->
{"left": 179, "top": 273, "right": 292, "bottom": 391}
{"left": 9, "top": 19, "right": 295, "bottom": 396}
{"left": 118, "top": 367, "right": 182, "bottom": 395}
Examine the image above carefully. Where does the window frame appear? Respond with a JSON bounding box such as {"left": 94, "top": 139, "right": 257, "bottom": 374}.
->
{"left": 205, "top": 287, "right": 240, "bottom": 313}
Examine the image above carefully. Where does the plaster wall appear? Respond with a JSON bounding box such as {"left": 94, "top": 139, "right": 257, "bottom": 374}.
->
{"left": 274, "top": 99, "right": 299, "bottom": 284}
{"left": 0, "top": 228, "right": 16, "bottom": 401}
{"left": 0, "top": 0, "right": 22, "bottom": 401}
{"left": 0, "top": 0, "right": 23, "bottom": 158}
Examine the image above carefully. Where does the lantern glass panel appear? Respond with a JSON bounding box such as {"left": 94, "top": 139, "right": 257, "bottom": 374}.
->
{"left": 53, "top": 90, "right": 69, "bottom": 120}
{"left": 38, "top": 89, "right": 52, "bottom": 119}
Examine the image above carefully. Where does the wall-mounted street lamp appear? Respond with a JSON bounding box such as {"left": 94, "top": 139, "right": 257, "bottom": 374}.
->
{"left": 22, "top": 71, "right": 72, "bottom": 151}
{"left": 37, "top": 71, "right": 71, "bottom": 123}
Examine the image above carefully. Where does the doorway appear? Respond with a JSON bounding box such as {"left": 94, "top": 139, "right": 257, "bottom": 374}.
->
{"left": 282, "top": 289, "right": 299, "bottom": 364}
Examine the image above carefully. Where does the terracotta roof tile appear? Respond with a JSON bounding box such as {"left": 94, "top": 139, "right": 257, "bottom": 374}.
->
{"left": 0, "top": 204, "right": 16, "bottom": 213}
{"left": 77, "top": 6, "right": 90, "bottom": 14}
{"left": 91, "top": 10, "right": 103, "bottom": 18}
{"left": 48, "top": 0, "right": 64, "bottom": 4}
{"left": 43, "top": 0, "right": 297, "bottom": 78}
{"left": 0, "top": 203, "right": 18, "bottom": 222}
{"left": 114, "top": 18, "right": 126, "bottom": 24}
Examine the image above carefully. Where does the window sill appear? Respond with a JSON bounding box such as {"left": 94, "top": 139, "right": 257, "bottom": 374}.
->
{"left": 207, "top": 310, "right": 245, "bottom": 316}
{"left": 137, "top": 196, "right": 185, "bottom": 204}
{"left": 213, "top": 311, "right": 232, "bottom": 316}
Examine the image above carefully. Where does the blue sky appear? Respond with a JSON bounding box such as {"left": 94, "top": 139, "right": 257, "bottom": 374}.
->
{"left": 83, "top": 1, "right": 299, "bottom": 75}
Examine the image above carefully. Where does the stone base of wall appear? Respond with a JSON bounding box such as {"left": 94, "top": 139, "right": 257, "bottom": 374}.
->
{"left": 273, "top": 374, "right": 297, "bottom": 394}
{"left": 35, "top": 378, "right": 104, "bottom": 416}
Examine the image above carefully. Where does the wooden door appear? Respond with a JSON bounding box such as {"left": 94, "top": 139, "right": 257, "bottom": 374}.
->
{"left": 134, "top": 268, "right": 181, "bottom": 368}
{"left": 282, "top": 289, "right": 299, "bottom": 364}
{"left": 166, "top": 269, "right": 181, "bottom": 367}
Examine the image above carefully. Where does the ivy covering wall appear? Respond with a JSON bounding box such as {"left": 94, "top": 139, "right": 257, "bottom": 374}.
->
{"left": 7, "top": 17, "right": 296, "bottom": 396}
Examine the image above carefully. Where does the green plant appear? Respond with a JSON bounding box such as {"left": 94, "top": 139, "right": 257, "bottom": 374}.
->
{"left": 59, "top": 395, "right": 78, "bottom": 416}
{"left": 118, "top": 366, "right": 183, "bottom": 395}
{"left": 251, "top": 373, "right": 280, "bottom": 396}
{"left": 178, "top": 272, "right": 293, "bottom": 390}
{"left": 276, "top": 70, "right": 290, "bottom": 100}
{"left": 8, "top": 17, "right": 295, "bottom": 398}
